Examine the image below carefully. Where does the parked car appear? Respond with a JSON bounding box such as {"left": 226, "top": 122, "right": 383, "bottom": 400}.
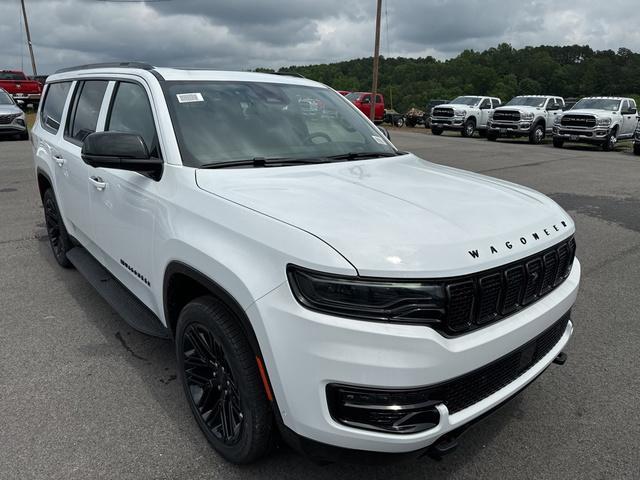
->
{"left": 0, "top": 70, "right": 42, "bottom": 107}
{"left": 487, "top": 96, "right": 564, "bottom": 144}
{"left": 0, "top": 87, "right": 28, "bottom": 140}
{"left": 33, "top": 63, "right": 578, "bottom": 464}
{"left": 552, "top": 97, "right": 638, "bottom": 151}
{"left": 345, "top": 91, "right": 385, "bottom": 123}
{"left": 430, "top": 96, "right": 501, "bottom": 137}
{"left": 423, "top": 99, "right": 449, "bottom": 128}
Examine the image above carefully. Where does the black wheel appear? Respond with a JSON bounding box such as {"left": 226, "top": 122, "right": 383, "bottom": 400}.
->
{"left": 18, "top": 130, "right": 29, "bottom": 141}
{"left": 487, "top": 131, "right": 499, "bottom": 141}
{"left": 529, "top": 124, "right": 545, "bottom": 144}
{"left": 634, "top": 143, "right": 640, "bottom": 156}
{"left": 43, "top": 189, "right": 73, "bottom": 268}
{"left": 406, "top": 119, "right": 416, "bottom": 128}
{"left": 478, "top": 129, "right": 487, "bottom": 138}
{"left": 395, "top": 117, "right": 405, "bottom": 128}
{"left": 602, "top": 128, "right": 617, "bottom": 151}
{"left": 553, "top": 137, "right": 564, "bottom": 148}
{"left": 431, "top": 126, "right": 443, "bottom": 135}
{"left": 177, "top": 296, "right": 273, "bottom": 464}
{"left": 461, "top": 119, "right": 476, "bottom": 137}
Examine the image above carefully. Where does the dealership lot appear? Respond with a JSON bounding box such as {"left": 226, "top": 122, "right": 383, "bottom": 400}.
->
{"left": 0, "top": 131, "right": 638, "bottom": 479}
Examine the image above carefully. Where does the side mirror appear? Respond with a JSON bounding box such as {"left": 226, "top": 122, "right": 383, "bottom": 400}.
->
{"left": 480, "top": 104, "right": 491, "bottom": 110}
{"left": 377, "top": 126, "right": 391, "bottom": 140}
{"left": 627, "top": 107, "right": 637, "bottom": 115}
{"left": 81, "top": 131, "right": 162, "bottom": 179}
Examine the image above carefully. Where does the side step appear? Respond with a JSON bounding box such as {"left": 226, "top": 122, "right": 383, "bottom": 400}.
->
{"left": 66, "top": 247, "right": 169, "bottom": 338}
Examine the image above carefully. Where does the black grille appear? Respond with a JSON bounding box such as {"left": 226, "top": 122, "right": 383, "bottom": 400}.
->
{"left": 443, "top": 237, "right": 575, "bottom": 335}
{"left": 0, "top": 114, "right": 20, "bottom": 125}
{"left": 442, "top": 312, "right": 570, "bottom": 414}
{"left": 493, "top": 110, "right": 521, "bottom": 121}
{"left": 561, "top": 115, "right": 596, "bottom": 127}
{"left": 432, "top": 107, "right": 453, "bottom": 118}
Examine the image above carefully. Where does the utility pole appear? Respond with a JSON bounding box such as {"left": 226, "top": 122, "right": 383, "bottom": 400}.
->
{"left": 20, "top": 0, "right": 37, "bottom": 76}
{"left": 370, "top": 0, "right": 382, "bottom": 121}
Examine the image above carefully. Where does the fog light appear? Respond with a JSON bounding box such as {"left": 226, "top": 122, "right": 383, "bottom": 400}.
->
{"left": 16, "top": 118, "right": 25, "bottom": 127}
{"left": 327, "top": 384, "right": 441, "bottom": 434}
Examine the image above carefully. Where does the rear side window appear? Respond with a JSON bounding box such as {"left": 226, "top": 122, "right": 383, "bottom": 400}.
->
{"left": 491, "top": 98, "right": 501, "bottom": 108}
{"left": 480, "top": 99, "right": 491, "bottom": 109}
{"left": 106, "top": 82, "right": 160, "bottom": 157}
{"left": 375, "top": 95, "right": 383, "bottom": 104}
{"left": 40, "top": 82, "right": 72, "bottom": 133}
{"left": 66, "top": 80, "right": 108, "bottom": 144}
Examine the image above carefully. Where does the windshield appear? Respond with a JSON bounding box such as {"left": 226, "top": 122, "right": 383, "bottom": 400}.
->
{"left": 450, "top": 96, "right": 481, "bottom": 106}
{"left": 0, "top": 72, "right": 26, "bottom": 81}
{"left": 0, "top": 91, "right": 15, "bottom": 105}
{"left": 506, "top": 97, "right": 546, "bottom": 107}
{"left": 165, "top": 82, "right": 396, "bottom": 167}
{"left": 345, "top": 92, "right": 364, "bottom": 102}
{"left": 572, "top": 98, "right": 621, "bottom": 111}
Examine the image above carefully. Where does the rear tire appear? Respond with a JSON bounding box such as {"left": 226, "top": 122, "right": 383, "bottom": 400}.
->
{"left": 602, "top": 128, "right": 617, "bottom": 151}
{"left": 487, "top": 131, "right": 499, "bottom": 141}
{"left": 552, "top": 137, "right": 564, "bottom": 148}
{"left": 431, "top": 126, "right": 443, "bottom": 136}
{"left": 176, "top": 296, "right": 274, "bottom": 464}
{"left": 461, "top": 119, "right": 476, "bottom": 137}
{"left": 395, "top": 117, "right": 404, "bottom": 128}
{"left": 42, "top": 188, "right": 73, "bottom": 268}
{"left": 529, "top": 124, "right": 545, "bottom": 144}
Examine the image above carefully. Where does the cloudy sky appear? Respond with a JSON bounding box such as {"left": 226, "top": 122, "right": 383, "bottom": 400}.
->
{"left": 1, "top": 0, "right": 640, "bottom": 75}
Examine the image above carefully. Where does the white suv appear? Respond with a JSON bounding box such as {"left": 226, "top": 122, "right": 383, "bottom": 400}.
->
{"left": 32, "top": 63, "right": 579, "bottom": 464}
{"left": 552, "top": 96, "right": 639, "bottom": 151}
{"left": 430, "top": 96, "right": 501, "bottom": 137}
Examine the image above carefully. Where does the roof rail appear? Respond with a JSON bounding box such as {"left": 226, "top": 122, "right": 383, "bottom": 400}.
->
{"left": 272, "top": 71, "right": 306, "bottom": 79}
{"left": 55, "top": 62, "right": 155, "bottom": 74}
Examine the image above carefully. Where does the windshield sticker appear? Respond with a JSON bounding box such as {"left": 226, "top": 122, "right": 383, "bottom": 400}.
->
{"left": 177, "top": 93, "right": 204, "bottom": 103}
{"left": 372, "top": 135, "right": 386, "bottom": 144}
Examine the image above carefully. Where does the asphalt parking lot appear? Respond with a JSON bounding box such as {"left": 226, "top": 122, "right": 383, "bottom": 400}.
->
{"left": 1, "top": 130, "right": 639, "bottom": 479}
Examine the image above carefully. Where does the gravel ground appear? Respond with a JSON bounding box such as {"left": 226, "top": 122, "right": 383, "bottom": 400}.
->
{"left": 0, "top": 130, "right": 638, "bottom": 479}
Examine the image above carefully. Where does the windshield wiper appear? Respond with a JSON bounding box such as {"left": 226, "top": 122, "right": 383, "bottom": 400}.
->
{"left": 199, "top": 157, "right": 331, "bottom": 169}
{"left": 326, "top": 151, "right": 399, "bottom": 161}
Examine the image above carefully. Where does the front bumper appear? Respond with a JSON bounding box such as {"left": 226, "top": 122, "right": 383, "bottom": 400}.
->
{"left": 11, "top": 93, "right": 40, "bottom": 102}
{"left": 431, "top": 116, "right": 465, "bottom": 130}
{"left": 488, "top": 120, "right": 533, "bottom": 135}
{"left": 0, "top": 122, "right": 27, "bottom": 134}
{"left": 248, "top": 258, "right": 580, "bottom": 453}
{"left": 553, "top": 125, "right": 610, "bottom": 143}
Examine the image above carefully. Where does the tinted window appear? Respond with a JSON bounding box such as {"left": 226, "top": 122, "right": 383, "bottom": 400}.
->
{"left": 480, "top": 99, "right": 491, "bottom": 109}
{"left": 492, "top": 99, "right": 501, "bottom": 108}
{"left": 40, "top": 82, "right": 71, "bottom": 133}
{"left": 107, "top": 82, "right": 159, "bottom": 157}
{"left": 68, "top": 81, "right": 108, "bottom": 143}
{"left": 0, "top": 72, "right": 27, "bottom": 80}
{"left": 375, "top": 95, "right": 382, "bottom": 103}
{"left": 0, "top": 90, "right": 15, "bottom": 105}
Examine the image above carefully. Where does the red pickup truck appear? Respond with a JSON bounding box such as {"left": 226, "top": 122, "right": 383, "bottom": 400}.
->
{"left": 345, "top": 91, "right": 385, "bottom": 123}
{"left": 0, "top": 70, "right": 42, "bottom": 106}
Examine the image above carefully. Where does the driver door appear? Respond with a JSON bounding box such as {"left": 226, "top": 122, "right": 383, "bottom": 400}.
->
{"left": 478, "top": 98, "right": 492, "bottom": 127}
{"left": 621, "top": 100, "right": 637, "bottom": 137}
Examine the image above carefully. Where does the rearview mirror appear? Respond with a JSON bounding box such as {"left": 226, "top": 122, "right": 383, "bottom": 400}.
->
{"left": 81, "top": 132, "right": 163, "bottom": 179}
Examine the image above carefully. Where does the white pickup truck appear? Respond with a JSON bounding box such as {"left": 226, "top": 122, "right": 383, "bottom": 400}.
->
{"left": 430, "top": 96, "right": 501, "bottom": 137}
{"left": 487, "top": 96, "right": 564, "bottom": 144}
{"left": 552, "top": 97, "right": 639, "bottom": 151}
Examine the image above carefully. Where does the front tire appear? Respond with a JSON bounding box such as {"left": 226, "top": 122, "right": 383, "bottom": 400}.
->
{"left": 43, "top": 188, "right": 73, "bottom": 268}
{"left": 176, "top": 296, "right": 273, "bottom": 464}
{"left": 529, "top": 124, "right": 545, "bottom": 144}
{"left": 553, "top": 137, "right": 564, "bottom": 148}
{"left": 395, "top": 117, "right": 405, "bottom": 128}
{"left": 431, "top": 126, "right": 443, "bottom": 135}
{"left": 461, "top": 119, "right": 476, "bottom": 137}
{"left": 487, "top": 130, "right": 499, "bottom": 141}
{"left": 602, "top": 128, "right": 617, "bottom": 151}
{"left": 19, "top": 130, "right": 29, "bottom": 141}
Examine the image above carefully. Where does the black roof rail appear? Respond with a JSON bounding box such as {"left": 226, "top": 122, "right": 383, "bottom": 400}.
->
{"left": 55, "top": 62, "right": 155, "bottom": 74}
{"left": 272, "top": 71, "right": 306, "bottom": 79}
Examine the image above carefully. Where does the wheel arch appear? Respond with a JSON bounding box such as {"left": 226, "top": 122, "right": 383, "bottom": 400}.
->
{"left": 535, "top": 117, "right": 546, "bottom": 129}
{"left": 36, "top": 167, "right": 53, "bottom": 201}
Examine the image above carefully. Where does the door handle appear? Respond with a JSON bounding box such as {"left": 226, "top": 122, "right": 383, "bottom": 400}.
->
{"left": 53, "top": 154, "right": 65, "bottom": 167}
{"left": 89, "top": 176, "right": 107, "bottom": 191}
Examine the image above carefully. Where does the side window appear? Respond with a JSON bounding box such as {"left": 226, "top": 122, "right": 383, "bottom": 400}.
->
{"left": 480, "top": 99, "right": 491, "bottom": 109}
{"left": 491, "top": 98, "right": 501, "bottom": 108}
{"left": 362, "top": 94, "right": 371, "bottom": 104}
{"left": 40, "top": 82, "right": 72, "bottom": 133}
{"left": 66, "top": 80, "right": 108, "bottom": 144}
{"left": 107, "top": 82, "right": 160, "bottom": 157}
{"left": 621, "top": 100, "right": 629, "bottom": 112}
{"left": 375, "top": 95, "right": 383, "bottom": 104}
{"left": 630, "top": 99, "right": 636, "bottom": 111}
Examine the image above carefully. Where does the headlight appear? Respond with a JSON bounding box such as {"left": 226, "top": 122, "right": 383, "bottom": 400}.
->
{"left": 521, "top": 112, "right": 534, "bottom": 121}
{"left": 597, "top": 118, "right": 612, "bottom": 126}
{"left": 554, "top": 116, "right": 561, "bottom": 125}
{"left": 287, "top": 266, "right": 446, "bottom": 326}
{"left": 454, "top": 109, "right": 466, "bottom": 117}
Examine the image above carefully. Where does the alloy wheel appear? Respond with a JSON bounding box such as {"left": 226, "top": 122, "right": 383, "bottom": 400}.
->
{"left": 44, "top": 196, "right": 64, "bottom": 259}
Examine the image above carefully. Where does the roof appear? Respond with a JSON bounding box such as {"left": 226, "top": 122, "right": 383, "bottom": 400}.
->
{"left": 581, "top": 96, "right": 632, "bottom": 100}
{"left": 48, "top": 62, "right": 323, "bottom": 88}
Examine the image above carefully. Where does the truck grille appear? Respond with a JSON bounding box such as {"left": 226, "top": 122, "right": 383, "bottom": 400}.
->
{"left": 493, "top": 110, "right": 521, "bottom": 121}
{"left": 443, "top": 311, "right": 570, "bottom": 413}
{"left": 444, "top": 237, "right": 576, "bottom": 334}
{"left": 561, "top": 115, "right": 596, "bottom": 128}
{"left": 432, "top": 107, "right": 454, "bottom": 118}
{"left": 0, "top": 113, "right": 20, "bottom": 125}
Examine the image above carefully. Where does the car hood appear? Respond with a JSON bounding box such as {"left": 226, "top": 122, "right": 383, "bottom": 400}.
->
{"left": 0, "top": 104, "right": 22, "bottom": 115}
{"left": 195, "top": 154, "right": 574, "bottom": 278}
{"left": 435, "top": 103, "right": 477, "bottom": 110}
{"left": 563, "top": 109, "right": 615, "bottom": 118}
{"left": 495, "top": 105, "right": 544, "bottom": 113}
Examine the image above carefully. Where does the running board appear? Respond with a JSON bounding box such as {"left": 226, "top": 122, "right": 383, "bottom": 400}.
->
{"left": 66, "top": 247, "right": 169, "bottom": 338}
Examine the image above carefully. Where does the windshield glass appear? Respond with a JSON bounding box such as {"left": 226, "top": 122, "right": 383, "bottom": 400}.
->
{"left": 0, "top": 72, "right": 26, "bottom": 81}
{"left": 451, "top": 96, "right": 481, "bottom": 106}
{"left": 165, "top": 82, "right": 395, "bottom": 167}
{"left": 0, "top": 90, "right": 14, "bottom": 105}
{"left": 506, "top": 97, "right": 546, "bottom": 107}
{"left": 572, "top": 98, "right": 621, "bottom": 111}
{"left": 345, "top": 92, "right": 364, "bottom": 102}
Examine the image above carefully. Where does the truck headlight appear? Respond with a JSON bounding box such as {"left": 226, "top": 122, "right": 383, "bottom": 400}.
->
{"left": 554, "top": 116, "right": 561, "bottom": 125}
{"left": 454, "top": 109, "right": 466, "bottom": 117}
{"left": 521, "top": 112, "right": 534, "bottom": 121}
{"left": 287, "top": 266, "right": 446, "bottom": 325}
{"left": 596, "top": 118, "right": 612, "bottom": 126}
